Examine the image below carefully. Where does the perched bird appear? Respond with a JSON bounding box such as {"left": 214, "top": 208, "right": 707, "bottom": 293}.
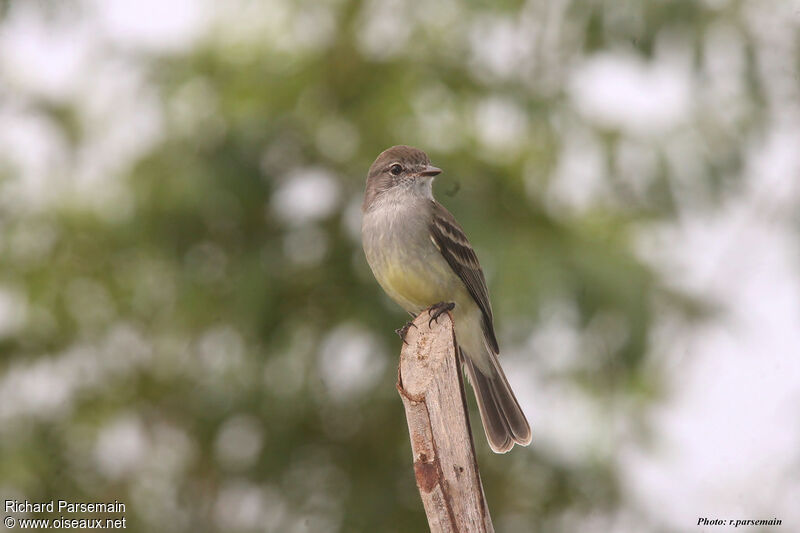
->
{"left": 361, "top": 145, "right": 531, "bottom": 453}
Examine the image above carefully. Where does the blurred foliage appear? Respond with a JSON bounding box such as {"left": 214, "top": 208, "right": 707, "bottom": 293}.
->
{"left": 0, "top": 0, "right": 772, "bottom": 531}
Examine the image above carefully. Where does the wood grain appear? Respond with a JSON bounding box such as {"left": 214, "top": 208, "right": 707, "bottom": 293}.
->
{"left": 397, "top": 310, "right": 494, "bottom": 533}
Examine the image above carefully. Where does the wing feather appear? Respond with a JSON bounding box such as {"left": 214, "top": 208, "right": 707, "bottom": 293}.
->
{"left": 429, "top": 201, "right": 499, "bottom": 353}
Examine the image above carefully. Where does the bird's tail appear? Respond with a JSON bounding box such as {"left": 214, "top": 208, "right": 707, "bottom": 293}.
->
{"left": 460, "top": 346, "right": 532, "bottom": 453}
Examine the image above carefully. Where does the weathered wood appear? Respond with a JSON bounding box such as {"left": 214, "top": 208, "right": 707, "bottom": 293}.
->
{"left": 397, "top": 310, "right": 494, "bottom": 533}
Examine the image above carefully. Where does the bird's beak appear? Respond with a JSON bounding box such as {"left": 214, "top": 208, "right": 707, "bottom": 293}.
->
{"left": 419, "top": 165, "right": 442, "bottom": 177}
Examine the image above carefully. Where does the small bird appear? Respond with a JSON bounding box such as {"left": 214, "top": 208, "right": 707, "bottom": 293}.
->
{"left": 361, "top": 145, "right": 531, "bottom": 453}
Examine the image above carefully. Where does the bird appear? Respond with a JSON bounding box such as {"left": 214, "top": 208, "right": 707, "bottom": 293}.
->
{"left": 361, "top": 145, "right": 531, "bottom": 453}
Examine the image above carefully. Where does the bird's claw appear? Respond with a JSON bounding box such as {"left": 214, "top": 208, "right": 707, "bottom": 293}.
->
{"left": 395, "top": 321, "right": 417, "bottom": 344}
{"left": 427, "top": 302, "right": 455, "bottom": 327}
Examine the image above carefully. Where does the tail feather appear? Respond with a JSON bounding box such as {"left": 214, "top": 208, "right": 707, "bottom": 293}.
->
{"left": 461, "top": 347, "right": 531, "bottom": 453}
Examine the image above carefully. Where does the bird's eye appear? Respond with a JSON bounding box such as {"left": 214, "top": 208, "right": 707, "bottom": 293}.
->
{"left": 390, "top": 164, "right": 403, "bottom": 176}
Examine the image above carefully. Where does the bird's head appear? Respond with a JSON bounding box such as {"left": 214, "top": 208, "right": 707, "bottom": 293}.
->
{"left": 363, "top": 145, "right": 442, "bottom": 210}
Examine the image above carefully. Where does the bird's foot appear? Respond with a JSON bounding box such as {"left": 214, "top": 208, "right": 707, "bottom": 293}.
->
{"left": 395, "top": 321, "right": 417, "bottom": 344}
{"left": 428, "top": 302, "right": 455, "bottom": 327}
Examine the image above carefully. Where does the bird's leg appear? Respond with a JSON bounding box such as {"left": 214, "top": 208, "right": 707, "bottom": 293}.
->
{"left": 428, "top": 301, "right": 455, "bottom": 327}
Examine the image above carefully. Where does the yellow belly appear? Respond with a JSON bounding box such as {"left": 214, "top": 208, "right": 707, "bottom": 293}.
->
{"left": 372, "top": 252, "right": 467, "bottom": 314}
{"left": 380, "top": 264, "right": 443, "bottom": 310}
{"left": 377, "top": 259, "right": 489, "bottom": 371}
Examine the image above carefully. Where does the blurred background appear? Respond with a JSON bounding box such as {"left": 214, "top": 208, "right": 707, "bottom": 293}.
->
{"left": 1, "top": 0, "right": 799, "bottom": 531}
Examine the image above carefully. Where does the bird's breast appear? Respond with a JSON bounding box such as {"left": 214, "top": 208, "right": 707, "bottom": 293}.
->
{"left": 362, "top": 198, "right": 463, "bottom": 313}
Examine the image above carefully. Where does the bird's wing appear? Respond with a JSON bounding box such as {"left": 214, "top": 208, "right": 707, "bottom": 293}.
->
{"left": 429, "top": 201, "right": 499, "bottom": 353}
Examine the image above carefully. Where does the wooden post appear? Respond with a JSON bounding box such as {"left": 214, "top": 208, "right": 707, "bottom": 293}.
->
{"left": 396, "top": 309, "right": 495, "bottom": 533}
